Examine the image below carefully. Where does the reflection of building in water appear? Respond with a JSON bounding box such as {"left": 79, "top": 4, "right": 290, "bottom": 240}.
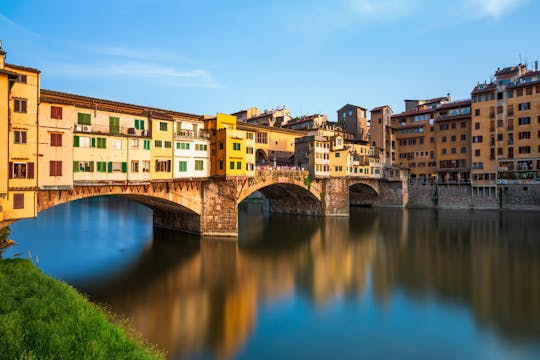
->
{"left": 370, "top": 209, "right": 540, "bottom": 342}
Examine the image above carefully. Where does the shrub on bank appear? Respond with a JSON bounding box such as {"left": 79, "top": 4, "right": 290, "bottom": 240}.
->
{"left": 0, "top": 259, "right": 163, "bottom": 360}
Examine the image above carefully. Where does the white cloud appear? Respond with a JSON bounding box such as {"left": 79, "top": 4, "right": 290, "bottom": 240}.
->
{"left": 462, "top": 0, "right": 526, "bottom": 19}
{"left": 0, "top": 12, "right": 40, "bottom": 37}
{"left": 47, "top": 62, "right": 221, "bottom": 89}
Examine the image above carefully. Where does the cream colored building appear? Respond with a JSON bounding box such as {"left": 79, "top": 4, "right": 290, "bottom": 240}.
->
{"left": 173, "top": 118, "right": 210, "bottom": 178}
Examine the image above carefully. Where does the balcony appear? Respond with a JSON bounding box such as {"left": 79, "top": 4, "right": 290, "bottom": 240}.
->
{"left": 174, "top": 129, "right": 210, "bottom": 139}
{"left": 73, "top": 123, "right": 150, "bottom": 137}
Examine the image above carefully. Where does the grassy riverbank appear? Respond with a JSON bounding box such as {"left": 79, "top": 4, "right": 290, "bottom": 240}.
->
{"left": 0, "top": 259, "right": 163, "bottom": 360}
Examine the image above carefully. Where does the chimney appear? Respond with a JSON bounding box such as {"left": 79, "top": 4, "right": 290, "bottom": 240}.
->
{"left": 0, "top": 39, "right": 5, "bottom": 69}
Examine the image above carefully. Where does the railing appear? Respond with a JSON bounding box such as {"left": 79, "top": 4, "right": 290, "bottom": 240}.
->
{"left": 255, "top": 168, "right": 309, "bottom": 179}
{"left": 175, "top": 129, "right": 210, "bottom": 139}
{"left": 73, "top": 123, "right": 150, "bottom": 137}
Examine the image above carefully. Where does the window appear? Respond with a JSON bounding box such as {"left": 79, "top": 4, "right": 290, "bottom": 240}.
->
{"left": 219, "top": 160, "right": 223, "bottom": 170}
{"left": 93, "top": 137, "right": 105, "bottom": 149}
{"left": 134, "top": 119, "right": 145, "bottom": 130}
{"left": 474, "top": 149, "right": 480, "bottom": 156}
{"left": 155, "top": 160, "right": 171, "bottom": 172}
{"left": 519, "top": 146, "right": 531, "bottom": 154}
{"left": 230, "top": 161, "right": 234, "bottom": 170}
{"left": 9, "top": 162, "right": 32, "bottom": 179}
{"left": 73, "top": 161, "right": 94, "bottom": 173}
{"left": 335, "top": 152, "right": 340, "bottom": 158}
{"left": 109, "top": 162, "right": 125, "bottom": 173}
{"left": 109, "top": 117, "right": 120, "bottom": 135}
{"left": 50, "top": 133, "right": 62, "bottom": 146}
{"left": 96, "top": 162, "right": 107, "bottom": 172}
{"left": 176, "top": 142, "right": 190, "bottom": 150}
{"left": 518, "top": 103, "right": 531, "bottom": 111}
{"left": 440, "top": 124, "right": 449, "bottom": 130}
{"left": 77, "top": 113, "right": 91, "bottom": 125}
{"left": 518, "top": 117, "right": 531, "bottom": 125}
{"left": 195, "top": 160, "right": 204, "bottom": 171}
{"left": 178, "top": 161, "right": 188, "bottom": 172}
{"left": 155, "top": 140, "right": 162, "bottom": 148}
{"left": 236, "top": 161, "right": 242, "bottom": 170}
{"left": 164, "top": 141, "right": 172, "bottom": 148}
{"left": 461, "top": 147, "right": 467, "bottom": 153}
{"left": 518, "top": 132, "right": 531, "bottom": 139}
{"left": 13, "top": 99, "right": 27, "bottom": 113}
{"left": 233, "top": 142, "right": 241, "bottom": 151}
{"left": 111, "top": 139, "right": 122, "bottom": 149}
{"left": 195, "top": 144, "right": 208, "bottom": 151}
{"left": 73, "top": 136, "right": 90, "bottom": 148}
{"left": 451, "top": 135, "right": 456, "bottom": 142}
{"left": 131, "top": 139, "right": 139, "bottom": 148}
{"left": 526, "top": 87, "right": 533, "bottom": 96}
{"left": 442, "top": 136, "right": 447, "bottom": 143}
{"left": 159, "top": 122, "right": 168, "bottom": 131}
{"left": 49, "top": 161, "right": 62, "bottom": 176}
{"left": 219, "top": 142, "right": 224, "bottom": 150}
{"left": 246, "top": 132, "right": 254, "bottom": 140}
{"left": 472, "top": 136, "right": 483, "bottom": 143}
{"left": 256, "top": 132, "right": 268, "bottom": 144}
{"left": 11, "top": 193, "right": 25, "bottom": 209}
{"left": 508, "top": 90, "right": 514, "bottom": 98}
{"left": 15, "top": 74, "right": 27, "bottom": 83}
{"left": 51, "top": 106, "right": 63, "bottom": 119}
{"left": 461, "top": 134, "right": 466, "bottom": 141}
{"left": 451, "top": 148, "right": 456, "bottom": 154}
{"left": 430, "top": 137, "right": 434, "bottom": 143}
{"left": 131, "top": 160, "right": 139, "bottom": 173}
{"left": 142, "top": 161, "right": 150, "bottom": 172}
{"left": 143, "top": 140, "right": 150, "bottom": 150}
{"left": 14, "top": 130, "right": 27, "bottom": 144}
{"left": 442, "top": 148, "right": 447, "bottom": 154}
{"left": 498, "top": 148, "right": 503, "bottom": 155}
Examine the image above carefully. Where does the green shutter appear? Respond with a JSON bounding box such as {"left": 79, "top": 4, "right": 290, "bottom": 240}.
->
{"left": 140, "top": 120, "right": 145, "bottom": 130}
{"left": 77, "top": 113, "right": 91, "bottom": 125}
{"left": 109, "top": 117, "right": 120, "bottom": 135}
{"left": 134, "top": 119, "right": 140, "bottom": 129}
{"left": 91, "top": 137, "right": 96, "bottom": 148}
{"left": 107, "top": 162, "right": 112, "bottom": 173}
{"left": 121, "top": 162, "right": 127, "bottom": 173}
{"left": 73, "top": 161, "right": 79, "bottom": 172}
{"left": 73, "top": 135, "right": 80, "bottom": 147}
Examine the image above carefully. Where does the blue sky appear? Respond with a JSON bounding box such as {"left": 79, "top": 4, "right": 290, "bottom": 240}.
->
{"left": 1, "top": 0, "right": 539, "bottom": 118}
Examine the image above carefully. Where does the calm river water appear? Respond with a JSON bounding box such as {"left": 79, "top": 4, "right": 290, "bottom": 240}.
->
{"left": 3, "top": 197, "right": 540, "bottom": 359}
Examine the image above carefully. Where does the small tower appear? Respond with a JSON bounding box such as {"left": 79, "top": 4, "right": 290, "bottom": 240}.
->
{"left": 0, "top": 40, "right": 6, "bottom": 69}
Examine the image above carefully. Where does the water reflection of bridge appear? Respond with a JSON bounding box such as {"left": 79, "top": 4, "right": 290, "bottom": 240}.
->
{"left": 82, "top": 207, "right": 540, "bottom": 358}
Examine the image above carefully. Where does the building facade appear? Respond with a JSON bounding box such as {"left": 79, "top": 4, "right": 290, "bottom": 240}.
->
{"left": 337, "top": 104, "right": 369, "bottom": 141}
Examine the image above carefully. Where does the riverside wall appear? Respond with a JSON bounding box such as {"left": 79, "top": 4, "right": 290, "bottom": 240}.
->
{"left": 405, "top": 182, "right": 540, "bottom": 210}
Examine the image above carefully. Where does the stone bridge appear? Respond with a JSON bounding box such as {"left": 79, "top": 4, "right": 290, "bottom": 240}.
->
{"left": 36, "top": 170, "right": 407, "bottom": 237}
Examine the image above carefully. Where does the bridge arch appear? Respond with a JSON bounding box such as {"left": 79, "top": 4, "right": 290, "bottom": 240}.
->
{"left": 238, "top": 172, "right": 322, "bottom": 216}
{"left": 255, "top": 149, "right": 268, "bottom": 166}
{"left": 349, "top": 180, "right": 380, "bottom": 207}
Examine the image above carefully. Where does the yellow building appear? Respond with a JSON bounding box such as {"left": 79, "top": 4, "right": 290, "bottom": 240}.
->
{"left": 151, "top": 117, "right": 174, "bottom": 181}
{"left": 0, "top": 48, "right": 40, "bottom": 221}
{"left": 206, "top": 113, "right": 246, "bottom": 176}
{"left": 329, "top": 136, "right": 348, "bottom": 177}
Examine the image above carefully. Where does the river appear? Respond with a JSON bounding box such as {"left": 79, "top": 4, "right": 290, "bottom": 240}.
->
{"left": 3, "top": 197, "right": 540, "bottom": 359}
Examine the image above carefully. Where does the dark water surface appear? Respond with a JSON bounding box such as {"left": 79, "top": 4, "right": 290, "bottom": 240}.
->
{"left": 3, "top": 197, "right": 540, "bottom": 359}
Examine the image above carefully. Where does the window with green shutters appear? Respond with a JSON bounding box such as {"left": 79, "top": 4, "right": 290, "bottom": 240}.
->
{"left": 236, "top": 161, "right": 242, "bottom": 170}
{"left": 121, "top": 162, "right": 127, "bottom": 173}
{"left": 77, "top": 113, "right": 91, "bottom": 125}
{"left": 155, "top": 140, "right": 162, "bottom": 148}
{"left": 109, "top": 117, "right": 120, "bottom": 135}
{"left": 195, "top": 160, "right": 204, "bottom": 171}
{"left": 73, "top": 135, "right": 80, "bottom": 147}
{"left": 97, "top": 138, "right": 106, "bottom": 149}
{"left": 179, "top": 161, "right": 187, "bottom": 172}
{"left": 164, "top": 141, "right": 172, "bottom": 148}
{"left": 230, "top": 161, "right": 234, "bottom": 170}
{"left": 233, "top": 143, "right": 240, "bottom": 151}
{"left": 143, "top": 140, "right": 150, "bottom": 150}
{"left": 195, "top": 144, "right": 207, "bottom": 151}
{"left": 176, "top": 142, "right": 190, "bottom": 150}
{"left": 73, "top": 161, "right": 79, "bottom": 172}
{"left": 159, "top": 122, "right": 167, "bottom": 131}
{"left": 134, "top": 119, "right": 145, "bottom": 130}
{"left": 96, "top": 162, "right": 107, "bottom": 172}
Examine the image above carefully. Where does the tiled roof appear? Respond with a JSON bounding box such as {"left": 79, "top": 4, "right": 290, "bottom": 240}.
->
{"left": 5, "top": 63, "right": 41, "bottom": 74}
{"left": 437, "top": 99, "right": 471, "bottom": 109}
{"left": 471, "top": 83, "right": 496, "bottom": 95}
{"left": 391, "top": 108, "right": 435, "bottom": 118}
{"left": 40, "top": 89, "right": 201, "bottom": 120}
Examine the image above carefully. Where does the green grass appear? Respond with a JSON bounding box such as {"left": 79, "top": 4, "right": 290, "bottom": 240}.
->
{"left": 0, "top": 259, "right": 164, "bottom": 360}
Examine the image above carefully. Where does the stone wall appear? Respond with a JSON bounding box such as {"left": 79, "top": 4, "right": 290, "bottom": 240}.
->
{"left": 500, "top": 184, "right": 540, "bottom": 210}
{"left": 375, "top": 180, "right": 407, "bottom": 207}
{"left": 200, "top": 180, "right": 238, "bottom": 237}
{"left": 322, "top": 178, "right": 349, "bottom": 216}
{"left": 153, "top": 209, "right": 201, "bottom": 234}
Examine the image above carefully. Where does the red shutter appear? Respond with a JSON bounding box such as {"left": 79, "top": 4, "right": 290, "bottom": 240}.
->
{"left": 8, "top": 162, "right": 13, "bottom": 179}
{"left": 22, "top": 100, "right": 27, "bottom": 113}
{"left": 22, "top": 131, "right": 27, "bottom": 144}
{"left": 58, "top": 134, "right": 62, "bottom": 147}
{"left": 49, "top": 161, "right": 55, "bottom": 176}
{"left": 13, "top": 194, "right": 24, "bottom": 209}
{"left": 57, "top": 161, "right": 63, "bottom": 176}
{"left": 58, "top": 107, "right": 63, "bottom": 119}
{"left": 27, "top": 162, "right": 34, "bottom": 179}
